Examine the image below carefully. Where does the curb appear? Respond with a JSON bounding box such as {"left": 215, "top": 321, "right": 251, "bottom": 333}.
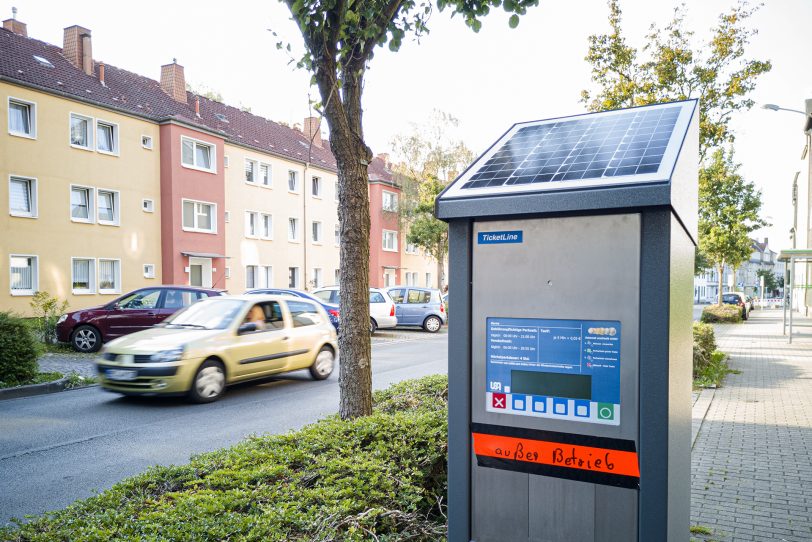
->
{"left": 0, "top": 376, "right": 70, "bottom": 401}
{"left": 691, "top": 387, "right": 716, "bottom": 449}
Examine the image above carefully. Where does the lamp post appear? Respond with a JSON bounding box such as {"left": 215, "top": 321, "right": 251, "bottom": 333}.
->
{"left": 762, "top": 101, "right": 812, "bottom": 315}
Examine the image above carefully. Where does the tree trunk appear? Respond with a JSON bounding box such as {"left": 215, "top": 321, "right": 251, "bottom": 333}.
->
{"left": 437, "top": 258, "right": 444, "bottom": 290}
{"left": 717, "top": 263, "right": 725, "bottom": 305}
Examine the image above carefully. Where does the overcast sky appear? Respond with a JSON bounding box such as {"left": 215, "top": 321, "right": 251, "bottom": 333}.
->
{"left": 6, "top": 0, "right": 810, "bottom": 250}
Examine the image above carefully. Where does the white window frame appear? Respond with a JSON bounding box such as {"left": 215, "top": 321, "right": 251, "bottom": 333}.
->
{"left": 334, "top": 179, "right": 339, "bottom": 202}
{"left": 8, "top": 96, "right": 36, "bottom": 139}
{"left": 334, "top": 224, "right": 340, "bottom": 246}
{"left": 246, "top": 265, "right": 258, "bottom": 289}
{"left": 142, "top": 198, "right": 155, "bottom": 213}
{"left": 382, "top": 190, "right": 398, "bottom": 212}
{"left": 95, "top": 119, "right": 120, "bottom": 156}
{"left": 261, "top": 213, "right": 273, "bottom": 240}
{"left": 311, "top": 176, "right": 322, "bottom": 198}
{"left": 261, "top": 265, "right": 273, "bottom": 288}
{"left": 288, "top": 170, "right": 299, "bottom": 193}
{"left": 425, "top": 272, "right": 432, "bottom": 288}
{"left": 224, "top": 155, "right": 230, "bottom": 168}
{"left": 312, "top": 267, "right": 323, "bottom": 288}
{"left": 141, "top": 135, "right": 153, "bottom": 150}
{"left": 180, "top": 135, "right": 217, "bottom": 173}
{"left": 260, "top": 162, "right": 272, "bottom": 187}
{"left": 9, "top": 175, "right": 37, "bottom": 218}
{"left": 143, "top": 263, "right": 156, "bottom": 279}
{"left": 71, "top": 257, "right": 96, "bottom": 294}
{"left": 382, "top": 229, "right": 398, "bottom": 252}
{"left": 96, "top": 188, "right": 120, "bottom": 226}
{"left": 245, "top": 159, "right": 258, "bottom": 184}
{"left": 245, "top": 211, "right": 259, "bottom": 238}
{"left": 312, "top": 221, "right": 323, "bottom": 244}
{"left": 225, "top": 266, "right": 231, "bottom": 279}
{"left": 224, "top": 211, "right": 231, "bottom": 223}
{"left": 405, "top": 241, "right": 417, "bottom": 254}
{"left": 181, "top": 198, "right": 217, "bottom": 234}
{"left": 98, "top": 258, "right": 122, "bottom": 294}
{"left": 69, "top": 112, "right": 94, "bottom": 150}
{"left": 9, "top": 254, "right": 38, "bottom": 296}
{"left": 288, "top": 266, "right": 300, "bottom": 288}
{"left": 70, "top": 184, "right": 95, "bottom": 223}
{"left": 288, "top": 217, "right": 300, "bottom": 242}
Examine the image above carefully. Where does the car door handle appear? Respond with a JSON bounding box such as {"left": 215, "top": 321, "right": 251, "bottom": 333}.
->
{"left": 283, "top": 336, "right": 290, "bottom": 341}
{"left": 147, "top": 312, "right": 156, "bottom": 316}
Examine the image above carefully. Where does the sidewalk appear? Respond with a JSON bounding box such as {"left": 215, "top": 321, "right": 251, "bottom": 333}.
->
{"left": 690, "top": 310, "right": 812, "bottom": 541}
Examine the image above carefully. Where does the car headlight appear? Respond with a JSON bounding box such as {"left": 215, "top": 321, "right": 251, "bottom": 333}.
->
{"left": 150, "top": 347, "right": 185, "bottom": 363}
{"left": 57, "top": 314, "right": 68, "bottom": 324}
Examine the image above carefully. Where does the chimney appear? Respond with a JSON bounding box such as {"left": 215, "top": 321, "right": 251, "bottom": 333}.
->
{"left": 304, "top": 116, "right": 322, "bottom": 147}
{"left": 3, "top": 8, "right": 27, "bottom": 36}
{"left": 63, "top": 25, "right": 93, "bottom": 75}
{"left": 377, "top": 152, "right": 390, "bottom": 166}
{"left": 160, "top": 59, "right": 187, "bottom": 104}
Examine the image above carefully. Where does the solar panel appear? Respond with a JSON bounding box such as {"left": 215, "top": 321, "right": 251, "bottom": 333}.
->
{"left": 440, "top": 101, "right": 696, "bottom": 200}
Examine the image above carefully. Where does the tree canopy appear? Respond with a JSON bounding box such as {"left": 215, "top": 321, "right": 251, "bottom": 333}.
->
{"left": 581, "top": 0, "right": 772, "bottom": 160}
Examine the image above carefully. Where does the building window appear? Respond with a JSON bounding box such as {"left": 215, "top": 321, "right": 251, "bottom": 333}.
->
{"left": 70, "top": 185, "right": 94, "bottom": 222}
{"left": 142, "top": 199, "right": 155, "bottom": 213}
{"left": 98, "top": 259, "right": 121, "bottom": 293}
{"left": 246, "top": 265, "right": 258, "bottom": 289}
{"left": 334, "top": 179, "right": 339, "bottom": 202}
{"left": 382, "top": 191, "right": 398, "bottom": 212}
{"left": 182, "top": 199, "right": 216, "bottom": 233}
{"left": 96, "top": 120, "right": 119, "bottom": 154}
{"left": 312, "top": 176, "right": 322, "bottom": 197}
{"left": 70, "top": 113, "right": 93, "bottom": 149}
{"left": 288, "top": 217, "right": 299, "bottom": 242}
{"left": 181, "top": 136, "right": 215, "bottom": 172}
{"left": 9, "top": 176, "right": 36, "bottom": 218}
{"left": 10, "top": 255, "right": 38, "bottom": 295}
{"left": 225, "top": 267, "right": 231, "bottom": 279}
{"left": 334, "top": 224, "right": 340, "bottom": 246}
{"left": 405, "top": 241, "right": 417, "bottom": 254}
{"left": 260, "top": 163, "right": 271, "bottom": 186}
{"left": 71, "top": 258, "right": 95, "bottom": 294}
{"left": 383, "top": 230, "right": 398, "bottom": 251}
{"left": 141, "top": 135, "right": 153, "bottom": 149}
{"left": 245, "top": 159, "right": 257, "bottom": 184}
{"left": 425, "top": 272, "right": 432, "bottom": 288}
{"left": 288, "top": 267, "right": 300, "bottom": 288}
{"left": 312, "top": 268, "right": 323, "bottom": 289}
{"left": 261, "top": 214, "right": 273, "bottom": 239}
{"left": 224, "top": 155, "right": 230, "bottom": 168}
{"left": 261, "top": 266, "right": 273, "bottom": 288}
{"left": 143, "top": 264, "right": 156, "bottom": 279}
{"left": 97, "top": 190, "right": 119, "bottom": 225}
{"left": 288, "top": 170, "right": 299, "bottom": 192}
{"left": 245, "top": 211, "right": 258, "bottom": 238}
{"left": 334, "top": 268, "right": 340, "bottom": 285}
{"left": 312, "top": 221, "right": 322, "bottom": 243}
{"left": 8, "top": 98, "right": 36, "bottom": 138}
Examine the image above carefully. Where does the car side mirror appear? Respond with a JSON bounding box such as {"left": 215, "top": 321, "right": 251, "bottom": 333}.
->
{"left": 238, "top": 322, "right": 258, "bottom": 334}
{"left": 109, "top": 302, "right": 120, "bottom": 311}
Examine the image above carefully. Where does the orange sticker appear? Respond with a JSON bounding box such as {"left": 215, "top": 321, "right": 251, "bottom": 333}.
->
{"left": 472, "top": 432, "right": 640, "bottom": 479}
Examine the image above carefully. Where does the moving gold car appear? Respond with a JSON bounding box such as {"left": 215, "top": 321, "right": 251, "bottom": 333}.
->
{"left": 95, "top": 295, "right": 338, "bottom": 402}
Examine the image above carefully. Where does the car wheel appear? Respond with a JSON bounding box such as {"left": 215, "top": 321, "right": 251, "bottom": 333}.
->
{"left": 423, "top": 315, "right": 442, "bottom": 333}
{"left": 188, "top": 359, "right": 226, "bottom": 403}
{"left": 72, "top": 325, "right": 102, "bottom": 353}
{"left": 742, "top": 309, "right": 748, "bottom": 321}
{"left": 369, "top": 318, "right": 378, "bottom": 335}
{"left": 309, "top": 346, "right": 335, "bottom": 380}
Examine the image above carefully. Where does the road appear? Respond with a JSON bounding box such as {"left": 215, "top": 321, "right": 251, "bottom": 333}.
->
{"left": 0, "top": 330, "right": 448, "bottom": 526}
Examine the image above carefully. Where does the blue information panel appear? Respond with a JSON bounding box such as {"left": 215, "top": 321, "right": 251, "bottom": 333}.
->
{"left": 486, "top": 317, "right": 621, "bottom": 425}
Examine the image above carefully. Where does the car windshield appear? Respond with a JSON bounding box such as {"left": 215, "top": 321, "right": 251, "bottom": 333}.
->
{"left": 722, "top": 294, "right": 740, "bottom": 303}
{"left": 163, "top": 299, "right": 245, "bottom": 330}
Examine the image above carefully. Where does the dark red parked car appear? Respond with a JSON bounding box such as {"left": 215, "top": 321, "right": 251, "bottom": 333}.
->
{"left": 56, "top": 286, "right": 224, "bottom": 352}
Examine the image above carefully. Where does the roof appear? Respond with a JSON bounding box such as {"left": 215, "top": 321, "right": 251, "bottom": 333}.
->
{"left": 367, "top": 155, "right": 398, "bottom": 186}
{"left": 0, "top": 27, "right": 337, "bottom": 171}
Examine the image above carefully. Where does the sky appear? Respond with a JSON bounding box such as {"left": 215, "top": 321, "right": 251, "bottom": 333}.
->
{"left": 5, "top": 0, "right": 810, "bottom": 250}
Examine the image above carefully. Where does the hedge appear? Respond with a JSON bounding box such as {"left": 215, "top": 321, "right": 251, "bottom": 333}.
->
{"left": 700, "top": 304, "right": 742, "bottom": 324}
{"left": 0, "top": 312, "right": 40, "bottom": 387}
{"left": 1, "top": 375, "right": 449, "bottom": 542}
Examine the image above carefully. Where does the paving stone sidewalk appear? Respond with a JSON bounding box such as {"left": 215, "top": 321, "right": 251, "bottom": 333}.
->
{"left": 691, "top": 310, "right": 812, "bottom": 542}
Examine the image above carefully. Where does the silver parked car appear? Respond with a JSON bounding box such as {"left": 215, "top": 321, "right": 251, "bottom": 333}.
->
{"left": 386, "top": 286, "right": 447, "bottom": 332}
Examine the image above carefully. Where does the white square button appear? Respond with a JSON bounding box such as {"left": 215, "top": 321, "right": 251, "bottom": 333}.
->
{"left": 554, "top": 403, "right": 566, "bottom": 414}
{"left": 576, "top": 405, "right": 588, "bottom": 416}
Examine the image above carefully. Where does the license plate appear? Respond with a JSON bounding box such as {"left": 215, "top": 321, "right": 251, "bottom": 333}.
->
{"left": 106, "top": 368, "right": 138, "bottom": 381}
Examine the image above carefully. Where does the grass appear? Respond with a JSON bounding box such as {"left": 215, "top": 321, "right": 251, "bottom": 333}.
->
{"left": 0, "top": 371, "right": 63, "bottom": 389}
{"left": 65, "top": 372, "right": 98, "bottom": 389}
{"left": 690, "top": 525, "right": 713, "bottom": 535}
{"left": 694, "top": 350, "right": 737, "bottom": 389}
{"left": 0, "top": 375, "right": 450, "bottom": 542}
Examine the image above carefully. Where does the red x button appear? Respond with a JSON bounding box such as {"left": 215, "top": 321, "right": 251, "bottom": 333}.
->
{"left": 492, "top": 393, "right": 506, "bottom": 409}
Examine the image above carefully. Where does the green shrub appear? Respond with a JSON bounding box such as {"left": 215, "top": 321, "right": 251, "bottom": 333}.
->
{"left": 1, "top": 375, "right": 450, "bottom": 541}
{"left": 29, "top": 291, "right": 69, "bottom": 345}
{"left": 700, "top": 304, "right": 742, "bottom": 323}
{"left": 692, "top": 321, "right": 716, "bottom": 373}
{"left": 0, "top": 312, "right": 40, "bottom": 387}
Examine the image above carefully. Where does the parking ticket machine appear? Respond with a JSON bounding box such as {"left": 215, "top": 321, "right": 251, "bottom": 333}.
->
{"left": 437, "top": 101, "right": 698, "bottom": 542}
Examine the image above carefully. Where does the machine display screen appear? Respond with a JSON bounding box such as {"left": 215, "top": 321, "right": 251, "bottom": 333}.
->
{"left": 486, "top": 317, "right": 621, "bottom": 425}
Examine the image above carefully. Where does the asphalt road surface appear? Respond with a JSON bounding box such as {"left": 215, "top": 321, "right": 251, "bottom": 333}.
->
{"left": 0, "top": 330, "right": 448, "bottom": 526}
